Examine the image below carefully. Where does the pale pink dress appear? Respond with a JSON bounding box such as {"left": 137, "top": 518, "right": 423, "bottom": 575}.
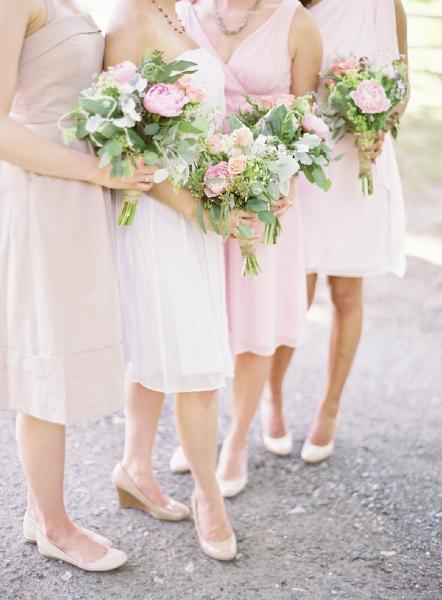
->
{"left": 0, "top": 0, "right": 125, "bottom": 424}
{"left": 177, "top": 0, "right": 308, "bottom": 357}
{"left": 299, "top": 0, "right": 406, "bottom": 277}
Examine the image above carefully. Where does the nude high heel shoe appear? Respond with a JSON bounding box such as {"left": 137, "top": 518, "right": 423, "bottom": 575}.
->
{"left": 191, "top": 494, "right": 237, "bottom": 561}
{"left": 36, "top": 529, "right": 127, "bottom": 572}
{"left": 23, "top": 512, "right": 112, "bottom": 547}
{"left": 169, "top": 446, "right": 190, "bottom": 474}
{"left": 262, "top": 432, "right": 293, "bottom": 456}
{"left": 111, "top": 463, "right": 190, "bottom": 521}
{"left": 216, "top": 440, "right": 248, "bottom": 498}
{"left": 301, "top": 439, "right": 335, "bottom": 464}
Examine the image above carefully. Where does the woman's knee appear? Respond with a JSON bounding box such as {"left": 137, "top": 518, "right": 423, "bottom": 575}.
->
{"left": 329, "top": 278, "right": 363, "bottom": 313}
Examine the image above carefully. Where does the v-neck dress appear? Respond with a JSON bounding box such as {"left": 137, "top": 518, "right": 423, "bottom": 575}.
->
{"left": 177, "top": 0, "right": 308, "bottom": 357}
{"left": 0, "top": 0, "right": 125, "bottom": 424}
{"left": 299, "top": 0, "right": 406, "bottom": 277}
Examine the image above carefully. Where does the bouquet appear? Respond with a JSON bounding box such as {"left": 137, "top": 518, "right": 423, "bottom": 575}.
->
{"left": 322, "top": 56, "right": 409, "bottom": 195}
{"left": 60, "top": 50, "right": 210, "bottom": 225}
{"left": 232, "top": 94, "right": 334, "bottom": 192}
{"left": 187, "top": 127, "right": 300, "bottom": 276}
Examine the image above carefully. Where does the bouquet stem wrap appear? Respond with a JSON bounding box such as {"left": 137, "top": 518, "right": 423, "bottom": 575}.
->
{"left": 118, "top": 189, "right": 142, "bottom": 227}
{"left": 239, "top": 237, "right": 260, "bottom": 277}
{"left": 354, "top": 132, "right": 376, "bottom": 197}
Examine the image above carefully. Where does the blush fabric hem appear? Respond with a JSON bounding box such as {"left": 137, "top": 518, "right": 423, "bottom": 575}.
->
{"left": 0, "top": 345, "right": 125, "bottom": 426}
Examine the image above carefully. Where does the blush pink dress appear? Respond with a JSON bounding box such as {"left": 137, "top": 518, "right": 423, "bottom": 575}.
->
{"left": 177, "top": 0, "right": 308, "bottom": 357}
{"left": 0, "top": 0, "right": 125, "bottom": 424}
{"left": 299, "top": 0, "right": 406, "bottom": 277}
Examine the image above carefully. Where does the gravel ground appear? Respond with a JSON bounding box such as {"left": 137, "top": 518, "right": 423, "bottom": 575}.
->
{"left": 1, "top": 251, "right": 441, "bottom": 600}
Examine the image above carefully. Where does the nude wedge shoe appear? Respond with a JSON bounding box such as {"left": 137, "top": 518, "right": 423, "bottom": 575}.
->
{"left": 36, "top": 529, "right": 127, "bottom": 572}
{"left": 191, "top": 494, "right": 237, "bottom": 561}
{"left": 111, "top": 462, "right": 190, "bottom": 522}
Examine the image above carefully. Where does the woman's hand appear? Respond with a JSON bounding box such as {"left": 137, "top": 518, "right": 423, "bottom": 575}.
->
{"left": 228, "top": 210, "right": 259, "bottom": 240}
{"left": 91, "top": 157, "right": 158, "bottom": 192}
{"left": 356, "top": 130, "right": 385, "bottom": 163}
{"left": 272, "top": 195, "right": 293, "bottom": 218}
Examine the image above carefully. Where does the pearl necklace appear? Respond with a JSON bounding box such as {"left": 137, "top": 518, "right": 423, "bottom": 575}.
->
{"left": 150, "top": 0, "right": 186, "bottom": 35}
{"left": 214, "top": 0, "right": 263, "bottom": 37}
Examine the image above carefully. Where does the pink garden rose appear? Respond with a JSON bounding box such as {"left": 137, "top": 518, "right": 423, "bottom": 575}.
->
{"left": 143, "top": 83, "right": 189, "bottom": 117}
{"left": 228, "top": 155, "right": 247, "bottom": 175}
{"left": 206, "top": 134, "right": 224, "bottom": 154}
{"left": 177, "top": 75, "right": 204, "bottom": 103}
{"left": 204, "top": 162, "right": 230, "bottom": 198}
{"left": 232, "top": 127, "right": 253, "bottom": 148}
{"left": 110, "top": 61, "right": 138, "bottom": 84}
{"left": 351, "top": 80, "right": 392, "bottom": 114}
{"left": 301, "top": 114, "right": 329, "bottom": 139}
{"left": 261, "top": 94, "right": 295, "bottom": 110}
{"left": 330, "top": 58, "right": 358, "bottom": 75}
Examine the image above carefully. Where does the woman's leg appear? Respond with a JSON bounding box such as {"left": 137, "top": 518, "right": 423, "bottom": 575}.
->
{"left": 121, "top": 382, "right": 169, "bottom": 506}
{"left": 217, "top": 353, "right": 273, "bottom": 481}
{"left": 16, "top": 414, "right": 107, "bottom": 563}
{"left": 263, "top": 274, "right": 318, "bottom": 438}
{"left": 175, "top": 391, "right": 231, "bottom": 541}
{"left": 307, "top": 276, "right": 363, "bottom": 445}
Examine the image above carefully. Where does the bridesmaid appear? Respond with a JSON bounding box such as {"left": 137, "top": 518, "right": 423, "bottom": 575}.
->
{"left": 0, "top": 0, "right": 157, "bottom": 571}
{"left": 172, "top": 0, "right": 322, "bottom": 495}
{"left": 105, "top": 0, "right": 239, "bottom": 561}
{"left": 266, "top": 0, "right": 409, "bottom": 464}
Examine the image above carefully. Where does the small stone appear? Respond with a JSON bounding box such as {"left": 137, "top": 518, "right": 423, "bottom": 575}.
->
{"left": 153, "top": 576, "right": 164, "bottom": 585}
{"left": 143, "top": 531, "right": 149, "bottom": 537}
{"left": 61, "top": 571, "right": 73, "bottom": 582}
{"left": 380, "top": 550, "right": 397, "bottom": 558}
{"left": 289, "top": 505, "right": 306, "bottom": 515}
{"left": 184, "top": 562, "right": 194, "bottom": 574}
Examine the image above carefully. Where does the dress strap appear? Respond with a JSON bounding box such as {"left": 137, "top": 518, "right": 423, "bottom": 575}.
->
{"left": 43, "top": 0, "right": 57, "bottom": 23}
{"left": 275, "top": 0, "right": 301, "bottom": 52}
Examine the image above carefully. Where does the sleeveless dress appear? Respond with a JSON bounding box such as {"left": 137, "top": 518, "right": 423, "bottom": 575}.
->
{"left": 299, "top": 0, "right": 406, "bottom": 277}
{"left": 0, "top": 0, "right": 125, "bottom": 424}
{"left": 116, "top": 49, "right": 233, "bottom": 394}
{"left": 177, "top": 0, "right": 308, "bottom": 357}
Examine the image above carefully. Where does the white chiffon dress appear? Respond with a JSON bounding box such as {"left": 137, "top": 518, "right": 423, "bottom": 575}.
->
{"left": 117, "top": 49, "right": 233, "bottom": 394}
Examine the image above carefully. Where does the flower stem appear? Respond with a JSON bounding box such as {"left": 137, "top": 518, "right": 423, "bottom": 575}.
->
{"left": 118, "top": 190, "right": 142, "bottom": 226}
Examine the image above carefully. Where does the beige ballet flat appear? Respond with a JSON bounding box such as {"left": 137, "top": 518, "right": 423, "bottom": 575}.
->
{"left": 23, "top": 512, "right": 112, "bottom": 547}
{"left": 111, "top": 463, "right": 190, "bottom": 522}
{"left": 36, "top": 529, "right": 127, "bottom": 572}
{"left": 191, "top": 494, "right": 237, "bottom": 561}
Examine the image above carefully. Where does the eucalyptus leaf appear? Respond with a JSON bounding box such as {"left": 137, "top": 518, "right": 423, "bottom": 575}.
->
{"left": 195, "top": 202, "right": 207, "bottom": 234}
{"left": 258, "top": 211, "right": 276, "bottom": 225}
{"left": 237, "top": 222, "right": 254, "bottom": 239}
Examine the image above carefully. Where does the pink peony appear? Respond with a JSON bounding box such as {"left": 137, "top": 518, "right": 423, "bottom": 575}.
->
{"left": 143, "top": 83, "right": 189, "bottom": 117}
{"left": 330, "top": 58, "right": 358, "bottom": 75}
{"left": 261, "top": 94, "right": 295, "bottom": 110}
{"left": 228, "top": 155, "right": 247, "bottom": 175}
{"left": 206, "top": 134, "right": 224, "bottom": 154}
{"left": 232, "top": 127, "right": 253, "bottom": 148}
{"left": 204, "top": 162, "right": 230, "bottom": 198}
{"left": 110, "top": 61, "right": 138, "bottom": 84}
{"left": 177, "top": 75, "right": 204, "bottom": 103}
{"left": 301, "top": 114, "right": 329, "bottom": 139}
{"left": 350, "top": 80, "right": 392, "bottom": 114}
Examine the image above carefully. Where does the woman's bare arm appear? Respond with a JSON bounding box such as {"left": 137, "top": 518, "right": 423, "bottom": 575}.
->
{"left": 0, "top": 0, "right": 154, "bottom": 191}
